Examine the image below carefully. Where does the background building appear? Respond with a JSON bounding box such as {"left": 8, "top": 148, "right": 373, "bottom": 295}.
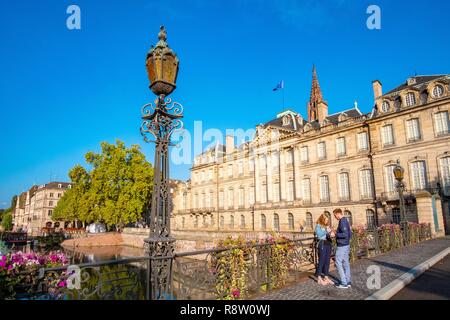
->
{"left": 172, "top": 70, "right": 450, "bottom": 237}
{"left": 13, "top": 182, "right": 72, "bottom": 235}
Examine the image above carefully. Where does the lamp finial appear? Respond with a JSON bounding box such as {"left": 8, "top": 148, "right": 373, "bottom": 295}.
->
{"left": 158, "top": 25, "right": 167, "bottom": 41}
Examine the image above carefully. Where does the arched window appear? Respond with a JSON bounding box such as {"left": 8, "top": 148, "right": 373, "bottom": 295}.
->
{"left": 288, "top": 213, "right": 294, "bottom": 230}
{"left": 381, "top": 101, "right": 390, "bottom": 113}
{"left": 366, "top": 209, "right": 376, "bottom": 229}
{"left": 273, "top": 213, "right": 280, "bottom": 231}
{"left": 240, "top": 215, "right": 245, "bottom": 229}
{"left": 203, "top": 215, "right": 207, "bottom": 228}
{"left": 405, "top": 92, "right": 416, "bottom": 107}
{"left": 392, "top": 208, "right": 401, "bottom": 225}
{"left": 220, "top": 216, "right": 224, "bottom": 229}
{"left": 344, "top": 210, "right": 353, "bottom": 226}
{"left": 261, "top": 214, "right": 266, "bottom": 230}
{"left": 182, "top": 217, "right": 185, "bottom": 228}
{"left": 230, "top": 215, "right": 234, "bottom": 229}
{"left": 440, "top": 156, "right": 450, "bottom": 195}
{"left": 306, "top": 212, "right": 313, "bottom": 230}
{"left": 410, "top": 160, "right": 428, "bottom": 191}
{"left": 210, "top": 215, "right": 214, "bottom": 226}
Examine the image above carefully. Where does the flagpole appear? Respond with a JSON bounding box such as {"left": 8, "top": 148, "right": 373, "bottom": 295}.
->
{"left": 282, "top": 87, "right": 285, "bottom": 111}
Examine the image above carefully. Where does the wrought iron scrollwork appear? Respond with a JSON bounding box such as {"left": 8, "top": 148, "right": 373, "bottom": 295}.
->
{"left": 140, "top": 96, "right": 184, "bottom": 144}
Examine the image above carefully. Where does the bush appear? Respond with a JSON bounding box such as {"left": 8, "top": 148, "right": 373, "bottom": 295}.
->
{"left": 0, "top": 251, "right": 68, "bottom": 300}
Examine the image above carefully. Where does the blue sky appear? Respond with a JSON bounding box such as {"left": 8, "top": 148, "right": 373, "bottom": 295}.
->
{"left": 1, "top": 0, "right": 450, "bottom": 208}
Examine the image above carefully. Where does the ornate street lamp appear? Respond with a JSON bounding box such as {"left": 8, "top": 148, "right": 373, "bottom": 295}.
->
{"left": 140, "top": 26, "right": 183, "bottom": 300}
{"left": 393, "top": 164, "right": 408, "bottom": 242}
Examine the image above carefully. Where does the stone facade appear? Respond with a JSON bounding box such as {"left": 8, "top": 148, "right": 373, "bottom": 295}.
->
{"left": 172, "top": 70, "right": 450, "bottom": 237}
{"left": 12, "top": 182, "right": 72, "bottom": 235}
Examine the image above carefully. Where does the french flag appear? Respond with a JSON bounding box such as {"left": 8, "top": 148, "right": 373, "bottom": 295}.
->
{"left": 273, "top": 80, "right": 284, "bottom": 91}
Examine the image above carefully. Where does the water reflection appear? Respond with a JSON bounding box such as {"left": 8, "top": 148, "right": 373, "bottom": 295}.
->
{"left": 61, "top": 245, "right": 146, "bottom": 264}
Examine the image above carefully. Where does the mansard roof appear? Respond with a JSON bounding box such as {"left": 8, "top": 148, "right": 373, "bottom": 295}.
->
{"left": 384, "top": 74, "right": 449, "bottom": 96}
{"left": 40, "top": 182, "right": 72, "bottom": 190}
{"left": 262, "top": 106, "right": 363, "bottom": 132}
{"left": 324, "top": 107, "right": 363, "bottom": 124}
{"left": 262, "top": 109, "right": 306, "bottom": 131}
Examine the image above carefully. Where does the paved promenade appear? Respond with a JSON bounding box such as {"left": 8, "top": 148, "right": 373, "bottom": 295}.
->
{"left": 391, "top": 254, "right": 450, "bottom": 300}
{"left": 258, "top": 236, "right": 450, "bottom": 300}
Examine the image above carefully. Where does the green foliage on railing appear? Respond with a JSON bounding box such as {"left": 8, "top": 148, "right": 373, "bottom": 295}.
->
{"left": 213, "top": 233, "right": 294, "bottom": 300}
{"left": 213, "top": 237, "right": 252, "bottom": 300}
{"left": 349, "top": 226, "right": 369, "bottom": 262}
{"left": 347, "top": 222, "right": 432, "bottom": 262}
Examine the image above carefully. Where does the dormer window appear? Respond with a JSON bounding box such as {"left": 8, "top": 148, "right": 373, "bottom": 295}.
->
{"left": 381, "top": 101, "right": 390, "bottom": 113}
{"left": 432, "top": 85, "right": 444, "bottom": 98}
{"left": 407, "top": 77, "right": 417, "bottom": 86}
{"left": 58, "top": 184, "right": 62, "bottom": 188}
{"left": 338, "top": 113, "right": 348, "bottom": 122}
{"left": 405, "top": 92, "right": 416, "bottom": 107}
{"left": 282, "top": 116, "right": 291, "bottom": 126}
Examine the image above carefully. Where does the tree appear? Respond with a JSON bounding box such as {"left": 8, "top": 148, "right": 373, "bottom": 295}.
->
{"left": 1, "top": 213, "right": 13, "bottom": 231}
{"left": 0, "top": 195, "right": 17, "bottom": 226}
{"left": 53, "top": 140, "right": 154, "bottom": 228}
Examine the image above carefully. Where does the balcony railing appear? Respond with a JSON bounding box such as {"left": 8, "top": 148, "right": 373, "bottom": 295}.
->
{"left": 380, "top": 187, "right": 441, "bottom": 202}
{"left": 380, "top": 191, "right": 400, "bottom": 201}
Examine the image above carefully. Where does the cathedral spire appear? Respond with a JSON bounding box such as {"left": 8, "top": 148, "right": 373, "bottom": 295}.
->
{"left": 307, "top": 65, "right": 327, "bottom": 122}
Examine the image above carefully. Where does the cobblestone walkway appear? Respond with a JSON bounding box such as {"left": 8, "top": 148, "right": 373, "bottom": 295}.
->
{"left": 257, "top": 237, "right": 450, "bottom": 300}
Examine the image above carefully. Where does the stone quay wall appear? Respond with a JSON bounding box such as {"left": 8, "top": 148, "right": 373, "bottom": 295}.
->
{"left": 61, "top": 228, "right": 315, "bottom": 253}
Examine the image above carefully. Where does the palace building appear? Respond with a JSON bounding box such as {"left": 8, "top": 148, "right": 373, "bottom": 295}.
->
{"left": 171, "top": 69, "right": 450, "bottom": 237}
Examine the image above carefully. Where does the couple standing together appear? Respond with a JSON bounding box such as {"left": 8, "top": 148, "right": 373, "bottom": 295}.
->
{"left": 314, "top": 208, "right": 352, "bottom": 289}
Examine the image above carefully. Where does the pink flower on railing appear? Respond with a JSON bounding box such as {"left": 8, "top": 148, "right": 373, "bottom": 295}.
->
{"left": 57, "top": 280, "right": 67, "bottom": 287}
{"left": 0, "top": 255, "right": 7, "bottom": 269}
{"left": 232, "top": 289, "right": 240, "bottom": 298}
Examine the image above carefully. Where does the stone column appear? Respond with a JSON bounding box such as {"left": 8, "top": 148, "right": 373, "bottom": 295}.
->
{"left": 293, "top": 146, "right": 302, "bottom": 200}
{"left": 255, "top": 155, "right": 261, "bottom": 203}
{"left": 267, "top": 152, "right": 273, "bottom": 202}
{"left": 415, "top": 191, "right": 445, "bottom": 237}
{"left": 280, "top": 149, "right": 287, "bottom": 201}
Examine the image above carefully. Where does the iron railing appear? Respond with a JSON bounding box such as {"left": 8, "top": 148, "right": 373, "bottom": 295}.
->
{"left": 17, "top": 223, "right": 432, "bottom": 300}
{"left": 172, "top": 237, "right": 316, "bottom": 299}
{"left": 21, "top": 237, "right": 316, "bottom": 300}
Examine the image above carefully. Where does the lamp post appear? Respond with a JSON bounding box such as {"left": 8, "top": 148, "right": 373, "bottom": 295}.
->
{"left": 393, "top": 164, "right": 408, "bottom": 243}
{"left": 140, "top": 26, "right": 183, "bottom": 300}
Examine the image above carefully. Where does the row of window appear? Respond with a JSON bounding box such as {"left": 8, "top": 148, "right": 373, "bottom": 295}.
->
{"left": 186, "top": 155, "right": 450, "bottom": 210}
{"left": 191, "top": 111, "right": 449, "bottom": 185}
{"left": 188, "top": 168, "right": 373, "bottom": 209}
{"left": 381, "top": 111, "right": 449, "bottom": 147}
{"left": 381, "top": 85, "right": 446, "bottom": 113}
{"left": 183, "top": 210, "right": 378, "bottom": 231}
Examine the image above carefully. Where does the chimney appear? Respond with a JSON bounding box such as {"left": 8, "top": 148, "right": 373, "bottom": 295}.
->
{"left": 226, "top": 135, "right": 235, "bottom": 154}
{"left": 317, "top": 101, "right": 328, "bottom": 123}
{"left": 372, "top": 80, "right": 382, "bottom": 102}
